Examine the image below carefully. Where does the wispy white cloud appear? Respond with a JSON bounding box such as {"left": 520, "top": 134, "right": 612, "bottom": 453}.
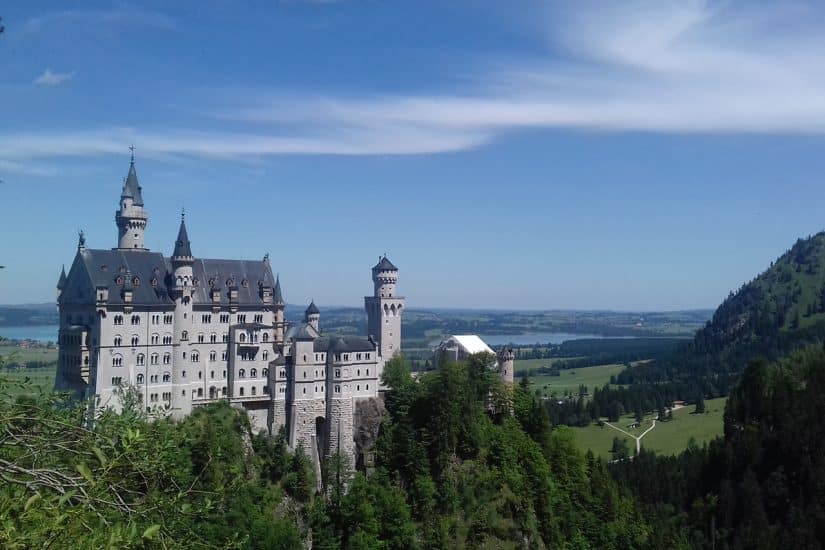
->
{"left": 33, "top": 69, "right": 75, "bottom": 87}
{"left": 20, "top": 4, "right": 177, "bottom": 36}
{"left": 5, "top": 0, "right": 825, "bottom": 166}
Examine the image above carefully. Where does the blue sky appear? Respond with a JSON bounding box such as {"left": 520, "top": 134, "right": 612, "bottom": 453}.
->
{"left": 2, "top": 0, "right": 825, "bottom": 310}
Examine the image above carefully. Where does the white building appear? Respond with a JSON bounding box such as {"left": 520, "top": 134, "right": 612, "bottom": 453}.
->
{"left": 434, "top": 334, "right": 515, "bottom": 384}
{"left": 55, "top": 155, "right": 405, "bottom": 468}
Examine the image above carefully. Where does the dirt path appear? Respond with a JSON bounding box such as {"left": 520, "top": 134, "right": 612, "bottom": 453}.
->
{"left": 604, "top": 416, "right": 657, "bottom": 454}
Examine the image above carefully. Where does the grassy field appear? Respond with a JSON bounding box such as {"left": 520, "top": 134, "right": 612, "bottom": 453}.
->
{"left": 514, "top": 357, "right": 587, "bottom": 373}
{"left": 571, "top": 397, "right": 727, "bottom": 459}
{"left": 1, "top": 366, "right": 57, "bottom": 398}
{"left": 520, "top": 363, "right": 627, "bottom": 397}
{"left": 0, "top": 345, "right": 58, "bottom": 364}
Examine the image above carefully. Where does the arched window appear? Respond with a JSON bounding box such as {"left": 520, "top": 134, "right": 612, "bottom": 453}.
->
{"left": 151, "top": 353, "right": 158, "bottom": 365}
{"left": 210, "top": 333, "right": 217, "bottom": 343}
{"left": 262, "top": 351, "right": 268, "bottom": 361}
{"left": 262, "top": 333, "right": 269, "bottom": 342}
{"left": 114, "top": 335, "right": 122, "bottom": 346}
{"left": 239, "top": 333, "right": 246, "bottom": 343}
{"left": 191, "top": 352, "right": 199, "bottom": 362}
{"left": 130, "top": 335, "right": 138, "bottom": 346}
{"left": 136, "top": 373, "right": 144, "bottom": 384}
{"left": 197, "top": 388, "right": 203, "bottom": 397}
{"left": 136, "top": 354, "right": 145, "bottom": 366}
{"left": 240, "top": 387, "right": 245, "bottom": 396}
{"left": 114, "top": 315, "right": 123, "bottom": 325}
{"left": 163, "top": 372, "right": 171, "bottom": 382}
{"left": 163, "top": 353, "right": 171, "bottom": 365}
{"left": 181, "top": 331, "right": 188, "bottom": 340}
{"left": 239, "top": 369, "right": 246, "bottom": 378}
{"left": 250, "top": 368, "right": 257, "bottom": 378}
{"left": 112, "top": 355, "right": 123, "bottom": 367}
{"left": 263, "top": 368, "right": 268, "bottom": 377}
{"left": 131, "top": 315, "right": 140, "bottom": 325}
{"left": 210, "top": 350, "right": 216, "bottom": 362}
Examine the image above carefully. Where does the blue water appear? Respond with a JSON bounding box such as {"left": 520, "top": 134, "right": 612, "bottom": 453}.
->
{"left": 478, "top": 333, "right": 607, "bottom": 346}
{"left": 0, "top": 325, "right": 60, "bottom": 344}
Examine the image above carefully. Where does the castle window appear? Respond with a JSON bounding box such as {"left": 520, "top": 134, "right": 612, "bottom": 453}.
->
{"left": 182, "top": 370, "right": 186, "bottom": 378}
{"left": 150, "top": 375, "right": 158, "bottom": 383}
{"left": 366, "top": 353, "right": 370, "bottom": 360}
{"left": 263, "top": 368, "right": 268, "bottom": 377}
{"left": 198, "top": 371, "right": 202, "bottom": 379}
{"left": 181, "top": 331, "right": 188, "bottom": 340}
{"left": 357, "top": 385, "right": 360, "bottom": 391}
{"left": 251, "top": 368, "right": 257, "bottom": 378}
{"left": 303, "top": 354, "right": 307, "bottom": 362}
{"left": 254, "top": 314, "right": 262, "bottom": 323}
{"left": 163, "top": 353, "right": 171, "bottom": 365}
{"left": 252, "top": 387, "right": 256, "bottom": 395}
{"left": 335, "top": 385, "right": 340, "bottom": 393}
{"left": 210, "top": 333, "right": 217, "bottom": 343}
{"left": 151, "top": 334, "right": 159, "bottom": 344}
{"left": 356, "top": 353, "right": 361, "bottom": 361}
{"left": 221, "top": 351, "right": 227, "bottom": 361}
{"left": 151, "top": 277, "right": 158, "bottom": 287}
{"left": 198, "top": 333, "right": 204, "bottom": 343}
{"left": 242, "top": 279, "right": 249, "bottom": 288}
{"left": 357, "top": 369, "right": 360, "bottom": 376}
{"left": 236, "top": 314, "right": 246, "bottom": 323}
{"left": 131, "top": 335, "right": 139, "bottom": 346}
{"left": 223, "top": 370, "right": 226, "bottom": 378}
{"left": 222, "top": 334, "right": 228, "bottom": 343}
{"left": 239, "top": 369, "right": 246, "bottom": 378}
{"left": 112, "top": 377, "right": 122, "bottom": 386}
{"left": 262, "top": 351, "right": 268, "bottom": 361}
{"left": 262, "top": 333, "right": 269, "bottom": 342}
{"left": 366, "top": 384, "right": 369, "bottom": 390}
{"left": 239, "top": 333, "right": 246, "bottom": 343}
{"left": 366, "top": 369, "right": 369, "bottom": 375}
{"left": 197, "top": 388, "right": 203, "bottom": 397}
{"left": 335, "top": 369, "right": 341, "bottom": 378}
{"left": 163, "top": 372, "right": 171, "bottom": 382}
{"left": 211, "top": 371, "right": 214, "bottom": 379}
{"left": 182, "top": 390, "right": 185, "bottom": 397}
{"left": 303, "top": 371, "right": 307, "bottom": 379}
{"left": 132, "top": 277, "right": 140, "bottom": 287}
{"left": 114, "top": 335, "right": 122, "bottom": 346}
{"left": 240, "top": 387, "right": 244, "bottom": 396}
{"left": 164, "top": 314, "right": 173, "bottom": 324}
{"left": 137, "top": 373, "right": 144, "bottom": 384}
{"left": 137, "top": 354, "right": 145, "bottom": 366}
{"left": 114, "top": 315, "right": 123, "bottom": 325}
{"left": 191, "top": 352, "right": 199, "bottom": 362}
{"left": 210, "top": 351, "right": 216, "bottom": 362}
{"left": 343, "top": 354, "right": 349, "bottom": 361}
{"left": 222, "top": 387, "right": 227, "bottom": 396}
{"left": 302, "top": 388, "right": 306, "bottom": 394}
{"left": 115, "top": 276, "right": 124, "bottom": 286}
{"left": 220, "top": 314, "right": 229, "bottom": 323}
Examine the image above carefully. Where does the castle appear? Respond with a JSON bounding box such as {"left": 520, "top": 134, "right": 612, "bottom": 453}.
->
{"left": 54, "top": 155, "right": 404, "bottom": 466}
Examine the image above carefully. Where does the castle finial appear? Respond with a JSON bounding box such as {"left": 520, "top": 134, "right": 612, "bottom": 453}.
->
{"left": 263, "top": 252, "right": 270, "bottom": 264}
{"left": 129, "top": 144, "right": 135, "bottom": 164}
{"left": 78, "top": 229, "right": 86, "bottom": 249}
{"left": 181, "top": 206, "right": 185, "bottom": 221}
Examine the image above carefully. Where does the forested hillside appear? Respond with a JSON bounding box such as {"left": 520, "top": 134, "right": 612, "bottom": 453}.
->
{"left": 0, "top": 355, "right": 652, "bottom": 548}
{"left": 620, "top": 232, "right": 825, "bottom": 396}
{"left": 612, "top": 347, "right": 825, "bottom": 548}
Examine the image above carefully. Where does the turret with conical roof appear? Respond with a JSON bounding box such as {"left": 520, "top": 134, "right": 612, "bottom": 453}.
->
{"left": 274, "top": 275, "right": 286, "bottom": 344}
{"left": 115, "top": 152, "right": 149, "bottom": 250}
{"left": 56, "top": 265, "right": 66, "bottom": 304}
{"left": 365, "top": 254, "right": 405, "bottom": 363}
{"left": 305, "top": 301, "right": 320, "bottom": 332}
{"left": 172, "top": 213, "right": 193, "bottom": 260}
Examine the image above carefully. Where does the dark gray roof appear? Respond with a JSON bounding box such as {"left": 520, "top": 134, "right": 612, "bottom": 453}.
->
{"left": 189, "top": 258, "right": 276, "bottom": 307}
{"left": 373, "top": 255, "right": 397, "bottom": 271}
{"left": 314, "top": 335, "right": 376, "bottom": 353}
{"left": 305, "top": 301, "right": 320, "bottom": 315}
{"left": 60, "top": 248, "right": 172, "bottom": 306}
{"left": 59, "top": 249, "right": 276, "bottom": 307}
{"left": 172, "top": 217, "right": 192, "bottom": 258}
{"left": 285, "top": 323, "right": 319, "bottom": 341}
{"left": 273, "top": 276, "right": 284, "bottom": 305}
{"left": 57, "top": 265, "right": 67, "bottom": 290}
{"left": 122, "top": 161, "right": 144, "bottom": 206}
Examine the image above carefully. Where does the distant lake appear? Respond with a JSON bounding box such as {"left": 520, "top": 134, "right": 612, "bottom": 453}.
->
{"left": 479, "top": 333, "right": 609, "bottom": 346}
{"left": 0, "top": 325, "right": 59, "bottom": 344}
{"left": 428, "top": 332, "right": 621, "bottom": 347}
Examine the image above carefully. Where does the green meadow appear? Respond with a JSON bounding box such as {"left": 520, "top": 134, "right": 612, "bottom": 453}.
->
{"left": 571, "top": 397, "right": 727, "bottom": 459}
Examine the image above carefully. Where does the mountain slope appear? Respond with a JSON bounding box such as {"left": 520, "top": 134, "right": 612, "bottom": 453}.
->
{"left": 620, "top": 232, "right": 825, "bottom": 393}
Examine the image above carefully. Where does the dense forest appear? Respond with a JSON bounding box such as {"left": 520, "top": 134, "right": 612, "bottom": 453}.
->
{"left": 0, "top": 354, "right": 652, "bottom": 548}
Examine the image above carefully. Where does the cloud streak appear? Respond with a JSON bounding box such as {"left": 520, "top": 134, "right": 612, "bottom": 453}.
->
{"left": 5, "top": 0, "right": 825, "bottom": 166}
{"left": 33, "top": 69, "right": 75, "bottom": 86}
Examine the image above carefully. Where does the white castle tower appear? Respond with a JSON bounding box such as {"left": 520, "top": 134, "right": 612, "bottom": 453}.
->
{"left": 365, "top": 256, "right": 405, "bottom": 361}
{"left": 115, "top": 150, "right": 149, "bottom": 250}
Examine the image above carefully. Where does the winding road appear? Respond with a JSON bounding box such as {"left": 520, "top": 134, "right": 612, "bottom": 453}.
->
{"left": 604, "top": 416, "right": 657, "bottom": 454}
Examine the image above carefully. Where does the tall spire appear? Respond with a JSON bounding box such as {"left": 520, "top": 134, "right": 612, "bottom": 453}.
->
{"left": 57, "top": 265, "right": 67, "bottom": 290}
{"left": 115, "top": 150, "right": 149, "bottom": 250}
{"left": 172, "top": 212, "right": 192, "bottom": 259}
{"left": 122, "top": 158, "right": 144, "bottom": 206}
{"left": 273, "top": 274, "right": 284, "bottom": 305}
